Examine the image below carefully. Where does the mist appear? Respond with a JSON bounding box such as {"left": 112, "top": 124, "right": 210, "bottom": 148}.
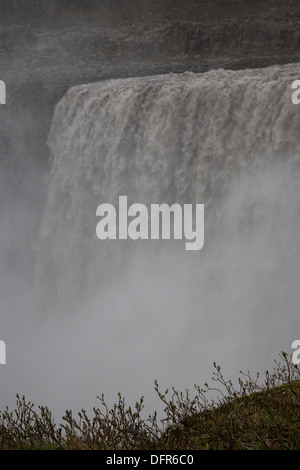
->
{"left": 0, "top": 64, "right": 299, "bottom": 419}
{"left": 0, "top": 165, "right": 299, "bottom": 418}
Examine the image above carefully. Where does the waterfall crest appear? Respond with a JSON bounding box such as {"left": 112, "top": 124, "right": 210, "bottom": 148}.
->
{"left": 37, "top": 64, "right": 300, "bottom": 296}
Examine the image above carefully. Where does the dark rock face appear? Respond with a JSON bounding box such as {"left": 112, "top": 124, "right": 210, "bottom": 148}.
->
{"left": 1, "top": 1, "right": 300, "bottom": 62}
{"left": 0, "top": 1, "right": 297, "bottom": 27}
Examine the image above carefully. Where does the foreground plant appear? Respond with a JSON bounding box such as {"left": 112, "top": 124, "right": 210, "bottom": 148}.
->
{"left": 0, "top": 352, "right": 299, "bottom": 450}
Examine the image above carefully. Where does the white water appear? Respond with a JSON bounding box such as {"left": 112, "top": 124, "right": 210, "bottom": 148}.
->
{"left": 1, "top": 64, "right": 300, "bottom": 416}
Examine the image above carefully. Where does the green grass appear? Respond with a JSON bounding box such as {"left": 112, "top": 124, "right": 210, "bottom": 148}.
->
{"left": 0, "top": 352, "right": 299, "bottom": 450}
{"left": 155, "top": 379, "right": 300, "bottom": 450}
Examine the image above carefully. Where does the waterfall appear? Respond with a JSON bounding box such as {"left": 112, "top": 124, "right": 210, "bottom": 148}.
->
{"left": 37, "top": 64, "right": 300, "bottom": 296}
{"left": 24, "top": 63, "right": 300, "bottom": 410}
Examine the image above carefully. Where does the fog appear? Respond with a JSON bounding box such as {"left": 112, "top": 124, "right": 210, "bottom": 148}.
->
{"left": 0, "top": 166, "right": 299, "bottom": 418}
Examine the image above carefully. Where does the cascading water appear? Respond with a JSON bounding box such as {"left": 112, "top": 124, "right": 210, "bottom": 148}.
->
{"left": 37, "top": 65, "right": 300, "bottom": 295}
{"left": 2, "top": 64, "right": 300, "bottom": 415}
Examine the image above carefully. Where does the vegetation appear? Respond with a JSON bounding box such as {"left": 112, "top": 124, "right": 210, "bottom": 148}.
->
{"left": 0, "top": 352, "right": 299, "bottom": 450}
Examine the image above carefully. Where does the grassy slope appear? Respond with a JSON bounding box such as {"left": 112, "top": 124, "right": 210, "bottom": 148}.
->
{"left": 0, "top": 355, "right": 299, "bottom": 450}
{"left": 155, "top": 380, "right": 300, "bottom": 450}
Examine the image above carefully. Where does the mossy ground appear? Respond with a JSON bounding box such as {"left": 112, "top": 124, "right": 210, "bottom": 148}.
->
{"left": 154, "top": 380, "right": 300, "bottom": 450}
